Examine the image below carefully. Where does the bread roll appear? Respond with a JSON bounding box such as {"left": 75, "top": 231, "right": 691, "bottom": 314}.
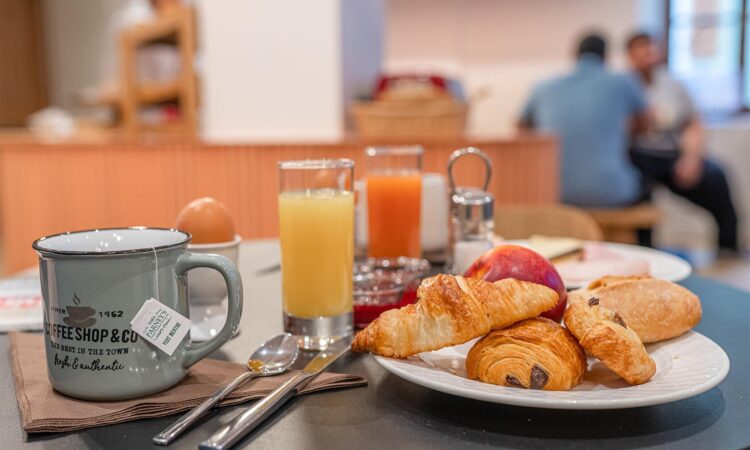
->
{"left": 569, "top": 276, "right": 701, "bottom": 343}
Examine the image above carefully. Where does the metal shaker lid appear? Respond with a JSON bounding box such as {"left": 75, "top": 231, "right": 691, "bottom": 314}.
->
{"left": 451, "top": 188, "right": 494, "bottom": 222}
{"left": 447, "top": 147, "right": 492, "bottom": 194}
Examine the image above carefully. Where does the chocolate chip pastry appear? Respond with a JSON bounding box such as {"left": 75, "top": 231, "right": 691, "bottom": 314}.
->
{"left": 573, "top": 276, "right": 701, "bottom": 343}
{"left": 564, "top": 296, "right": 656, "bottom": 385}
{"left": 466, "top": 317, "right": 587, "bottom": 391}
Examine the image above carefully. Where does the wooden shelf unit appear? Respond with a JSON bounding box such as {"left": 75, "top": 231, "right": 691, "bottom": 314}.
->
{"left": 117, "top": 5, "right": 197, "bottom": 133}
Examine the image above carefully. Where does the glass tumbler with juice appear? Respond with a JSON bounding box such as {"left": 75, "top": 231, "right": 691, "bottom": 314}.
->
{"left": 365, "top": 146, "right": 423, "bottom": 258}
{"left": 278, "top": 159, "right": 355, "bottom": 349}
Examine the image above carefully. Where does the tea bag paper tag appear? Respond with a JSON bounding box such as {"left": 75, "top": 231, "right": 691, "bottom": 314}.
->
{"left": 130, "top": 298, "right": 191, "bottom": 356}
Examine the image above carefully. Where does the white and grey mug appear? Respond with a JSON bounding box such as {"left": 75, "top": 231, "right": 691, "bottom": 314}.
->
{"left": 33, "top": 227, "right": 243, "bottom": 401}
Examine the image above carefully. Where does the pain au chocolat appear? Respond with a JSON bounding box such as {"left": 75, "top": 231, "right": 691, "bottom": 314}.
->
{"left": 351, "top": 274, "right": 559, "bottom": 358}
{"left": 466, "top": 317, "right": 587, "bottom": 391}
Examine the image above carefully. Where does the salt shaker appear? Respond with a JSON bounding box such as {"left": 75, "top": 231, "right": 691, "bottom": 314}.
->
{"left": 446, "top": 147, "right": 495, "bottom": 275}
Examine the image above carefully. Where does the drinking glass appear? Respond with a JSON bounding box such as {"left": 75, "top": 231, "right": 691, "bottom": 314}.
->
{"left": 365, "top": 146, "right": 423, "bottom": 258}
{"left": 278, "top": 159, "right": 355, "bottom": 350}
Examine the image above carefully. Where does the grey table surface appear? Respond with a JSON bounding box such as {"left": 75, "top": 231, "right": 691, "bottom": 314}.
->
{"left": 1, "top": 240, "right": 749, "bottom": 449}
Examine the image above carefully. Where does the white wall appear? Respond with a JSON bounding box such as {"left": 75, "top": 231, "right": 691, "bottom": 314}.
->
{"left": 198, "top": 0, "right": 383, "bottom": 142}
{"left": 198, "top": 0, "right": 341, "bottom": 142}
{"left": 41, "top": 0, "right": 131, "bottom": 112}
{"left": 385, "top": 0, "right": 657, "bottom": 136}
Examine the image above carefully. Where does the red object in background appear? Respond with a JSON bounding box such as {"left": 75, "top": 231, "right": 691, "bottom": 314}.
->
{"left": 354, "top": 287, "right": 417, "bottom": 329}
{"left": 463, "top": 245, "right": 568, "bottom": 323}
{"left": 163, "top": 104, "right": 180, "bottom": 122}
{"left": 374, "top": 74, "right": 448, "bottom": 99}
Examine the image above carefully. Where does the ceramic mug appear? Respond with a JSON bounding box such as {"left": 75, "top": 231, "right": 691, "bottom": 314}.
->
{"left": 33, "top": 227, "right": 243, "bottom": 401}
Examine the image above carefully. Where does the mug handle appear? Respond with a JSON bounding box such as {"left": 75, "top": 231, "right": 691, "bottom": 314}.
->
{"left": 175, "top": 252, "right": 243, "bottom": 368}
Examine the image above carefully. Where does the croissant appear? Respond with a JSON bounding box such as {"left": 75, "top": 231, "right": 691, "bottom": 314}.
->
{"left": 466, "top": 318, "right": 587, "bottom": 390}
{"left": 564, "top": 295, "right": 656, "bottom": 385}
{"left": 352, "top": 274, "right": 559, "bottom": 358}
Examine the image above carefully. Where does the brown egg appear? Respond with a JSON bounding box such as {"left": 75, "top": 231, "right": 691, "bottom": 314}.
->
{"left": 175, "top": 197, "right": 236, "bottom": 244}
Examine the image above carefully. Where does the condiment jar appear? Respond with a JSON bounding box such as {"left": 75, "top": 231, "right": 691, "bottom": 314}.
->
{"left": 446, "top": 147, "right": 495, "bottom": 274}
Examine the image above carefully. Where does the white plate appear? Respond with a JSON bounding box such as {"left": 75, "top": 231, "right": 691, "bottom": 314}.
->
{"left": 509, "top": 240, "right": 692, "bottom": 289}
{"left": 374, "top": 331, "right": 729, "bottom": 410}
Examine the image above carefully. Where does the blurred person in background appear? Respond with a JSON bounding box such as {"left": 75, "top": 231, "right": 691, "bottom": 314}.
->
{"left": 518, "top": 33, "right": 649, "bottom": 209}
{"left": 626, "top": 32, "right": 738, "bottom": 253}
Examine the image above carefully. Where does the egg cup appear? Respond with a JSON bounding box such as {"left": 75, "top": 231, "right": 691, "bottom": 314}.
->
{"left": 186, "top": 235, "right": 241, "bottom": 325}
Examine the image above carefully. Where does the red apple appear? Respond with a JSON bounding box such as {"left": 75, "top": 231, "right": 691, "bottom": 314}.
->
{"left": 463, "top": 245, "right": 567, "bottom": 322}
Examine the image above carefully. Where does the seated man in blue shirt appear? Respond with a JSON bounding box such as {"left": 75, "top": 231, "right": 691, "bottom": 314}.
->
{"left": 518, "top": 33, "right": 649, "bottom": 208}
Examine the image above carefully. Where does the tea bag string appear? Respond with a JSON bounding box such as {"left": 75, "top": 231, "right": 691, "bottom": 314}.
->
{"left": 152, "top": 246, "right": 160, "bottom": 300}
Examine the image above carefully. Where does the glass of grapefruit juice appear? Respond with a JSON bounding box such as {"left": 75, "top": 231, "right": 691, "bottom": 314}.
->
{"left": 365, "top": 146, "right": 423, "bottom": 258}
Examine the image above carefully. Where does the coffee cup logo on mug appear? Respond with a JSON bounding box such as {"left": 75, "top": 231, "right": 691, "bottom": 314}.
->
{"left": 32, "top": 227, "right": 243, "bottom": 401}
{"left": 63, "top": 293, "right": 97, "bottom": 328}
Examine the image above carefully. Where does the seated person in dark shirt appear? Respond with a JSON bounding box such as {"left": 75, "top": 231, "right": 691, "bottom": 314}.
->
{"left": 626, "top": 32, "right": 739, "bottom": 252}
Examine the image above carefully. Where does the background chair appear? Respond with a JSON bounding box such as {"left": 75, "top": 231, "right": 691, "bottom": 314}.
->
{"left": 585, "top": 203, "right": 662, "bottom": 244}
{"left": 495, "top": 204, "right": 604, "bottom": 241}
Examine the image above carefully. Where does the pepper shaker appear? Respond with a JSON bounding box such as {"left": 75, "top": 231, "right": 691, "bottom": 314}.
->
{"left": 446, "top": 147, "right": 495, "bottom": 275}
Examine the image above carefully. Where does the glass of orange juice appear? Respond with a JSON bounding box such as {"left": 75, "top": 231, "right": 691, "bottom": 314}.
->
{"left": 366, "top": 146, "right": 423, "bottom": 258}
{"left": 278, "top": 159, "right": 355, "bottom": 349}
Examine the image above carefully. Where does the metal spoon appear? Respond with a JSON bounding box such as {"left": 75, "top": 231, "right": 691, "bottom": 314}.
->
{"left": 153, "top": 333, "right": 299, "bottom": 446}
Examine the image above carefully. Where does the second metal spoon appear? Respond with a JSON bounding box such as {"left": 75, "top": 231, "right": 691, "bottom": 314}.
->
{"left": 153, "top": 333, "right": 299, "bottom": 446}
